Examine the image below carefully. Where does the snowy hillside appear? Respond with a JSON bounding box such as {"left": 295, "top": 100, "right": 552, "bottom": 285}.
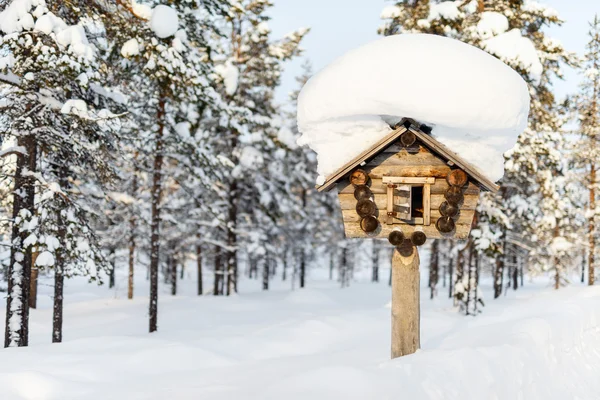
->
{"left": 1, "top": 271, "right": 599, "bottom": 400}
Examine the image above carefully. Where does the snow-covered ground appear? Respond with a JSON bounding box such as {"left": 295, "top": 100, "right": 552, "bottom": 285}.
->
{"left": 1, "top": 265, "right": 599, "bottom": 400}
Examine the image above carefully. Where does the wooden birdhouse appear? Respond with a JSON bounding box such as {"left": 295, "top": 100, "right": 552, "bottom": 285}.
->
{"left": 317, "top": 119, "right": 499, "bottom": 246}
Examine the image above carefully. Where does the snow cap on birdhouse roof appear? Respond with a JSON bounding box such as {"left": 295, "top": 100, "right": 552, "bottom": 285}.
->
{"left": 297, "top": 34, "right": 531, "bottom": 189}
{"left": 316, "top": 118, "right": 499, "bottom": 193}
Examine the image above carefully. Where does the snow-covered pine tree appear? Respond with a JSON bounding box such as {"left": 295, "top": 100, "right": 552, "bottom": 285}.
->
{"left": 380, "top": 0, "right": 577, "bottom": 297}
{"left": 0, "top": 0, "right": 127, "bottom": 345}
{"left": 115, "top": 0, "right": 229, "bottom": 331}
{"left": 207, "top": 0, "right": 308, "bottom": 295}
{"left": 572, "top": 15, "right": 600, "bottom": 286}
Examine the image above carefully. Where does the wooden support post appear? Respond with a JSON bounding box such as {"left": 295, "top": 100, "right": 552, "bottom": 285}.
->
{"left": 391, "top": 242, "right": 420, "bottom": 359}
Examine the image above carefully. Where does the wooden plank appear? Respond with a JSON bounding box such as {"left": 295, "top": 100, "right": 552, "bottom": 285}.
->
{"left": 317, "top": 126, "right": 407, "bottom": 192}
{"left": 337, "top": 179, "right": 480, "bottom": 195}
{"left": 338, "top": 193, "right": 479, "bottom": 210}
{"left": 408, "top": 126, "right": 499, "bottom": 193}
{"left": 386, "top": 184, "right": 394, "bottom": 225}
{"left": 367, "top": 164, "right": 452, "bottom": 179}
{"left": 423, "top": 183, "right": 431, "bottom": 226}
{"left": 367, "top": 147, "right": 448, "bottom": 167}
{"left": 382, "top": 177, "right": 435, "bottom": 184}
{"left": 343, "top": 220, "right": 472, "bottom": 240}
{"left": 391, "top": 245, "right": 420, "bottom": 358}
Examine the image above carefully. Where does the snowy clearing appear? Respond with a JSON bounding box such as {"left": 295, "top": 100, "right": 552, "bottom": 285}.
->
{"left": 1, "top": 268, "right": 599, "bottom": 400}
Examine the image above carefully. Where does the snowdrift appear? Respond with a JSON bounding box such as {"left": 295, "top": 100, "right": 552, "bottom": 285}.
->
{"left": 297, "top": 34, "right": 530, "bottom": 183}
{"left": 0, "top": 275, "right": 599, "bottom": 400}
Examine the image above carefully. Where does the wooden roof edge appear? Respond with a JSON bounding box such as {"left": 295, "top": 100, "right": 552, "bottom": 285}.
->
{"left": 315, "top": 118, "right": 500, "bottom": 194}
{"left": 407, "top": 125, "right": 500, "bottom": 194}
{"left": 316, "top": 125, "right": 408, "bottom": 192}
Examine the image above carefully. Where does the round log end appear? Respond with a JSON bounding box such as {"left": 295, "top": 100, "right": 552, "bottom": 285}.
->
{"left": 398, "top": 239, "right": 414, "bottom": 257}
{"left": 436, "top": 216, "right": 456, "bottom": 234}
{"left": 388, "top": 230, "right": 405, "bottom": 246}
{"left": 444, "top": 186, "right": 464, "bottom": 205}
{"left": 400, "top": 131, "right": 416, "bottom": 147}
{"left": 354, "top": 185, "right": 372, "bottom": 201}
{"left": 411, "top": 231, "right": 427, "bottom": 246}
{"left": 360, "top": 216, "right": 379, "bottom": 233}
{"left": 356, "top": 199, "right": 377, "bottom": 217}
{"left": 350, "top": 169, "right": 369, "bottom": 186}
{"left": 439, "top": 201, "right": 459, "bottom": 218}
{"left": 447, "top": 169, "right": 468, "bottom": 187}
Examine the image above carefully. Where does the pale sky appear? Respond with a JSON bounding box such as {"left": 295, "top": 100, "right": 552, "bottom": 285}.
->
{"left": 269, "top": 0, "right": 599, "bottom": 105}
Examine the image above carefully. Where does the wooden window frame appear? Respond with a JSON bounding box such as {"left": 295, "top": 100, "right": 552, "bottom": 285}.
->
{"left": 382, "top": 177, "right": 434, "bottom": 226}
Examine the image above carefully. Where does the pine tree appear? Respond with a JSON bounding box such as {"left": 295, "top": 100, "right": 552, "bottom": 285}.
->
{"left": 0, "top": 0, "right": 128, "bottom": 345}
{"left": 573, "top": 15, "right": 600, "bottom": 286}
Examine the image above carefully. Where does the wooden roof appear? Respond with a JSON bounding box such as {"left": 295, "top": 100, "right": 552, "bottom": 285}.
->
{"left": 316, "top": 119, "right": 500, "bottom": 193}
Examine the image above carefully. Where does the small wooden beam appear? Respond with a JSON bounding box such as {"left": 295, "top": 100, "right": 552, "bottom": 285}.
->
{"left": 382, "top": 177, "right": 435, "bottom": 185}
{"left": 423, "top": 183, "right": 431, "bottom": 226}
{"left": 386, "top": 184, "right": 395, "bottom": 225}
{"left": 391, "top": 243, "right": 420, "bottom": 358}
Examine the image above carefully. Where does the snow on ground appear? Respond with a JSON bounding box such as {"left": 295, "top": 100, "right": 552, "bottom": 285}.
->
{"left": 1, "top": 261, "right": 599, "bottom": 400}
{"left": 297, "top": 34, "right": 530, "bottom": 183}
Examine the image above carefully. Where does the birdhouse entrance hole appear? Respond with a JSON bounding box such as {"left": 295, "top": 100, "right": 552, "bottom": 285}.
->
{"left": 411, "top": 186, "right": 424, "bottom": 219}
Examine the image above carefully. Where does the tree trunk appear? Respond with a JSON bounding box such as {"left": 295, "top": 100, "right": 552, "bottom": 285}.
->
{"left": 589, "top": 164, "right": 596, "bottom": 286}
{"left": 429, "top": 240, "right": 439, "bottom": 299}
{"left": 196, "top": 241, "right": 203, "bottom": 295}
{"left": 448, "top": 256, "right": 454, "bottom": 298}
{"left": 372, "top": 241, "right": 379, "bottom": 282}
{"left": 262, "top": 258, "right": 269, "bottom": 290}
{"left": 391, "top": 244, "right": 420, "bottom": 358}
{"left": 226, "top": 182, "right": 238, "bottom": 296}
{"left": 282, "top": 248, "right": 288, "bottom": 281}
{"left": 582, "top": 251, "right": 586, "bottom": 283}
{"left": 5, "top": 134, "right": 36, "bottom": 348}
{"left": 170, "top": 254, "right": 177, "bottom": 296}
{"left": 329, "top": 251, "right": 335, "bottom": 280}
{"left": 109, "top": 248, "right": 115, "bottom": 289}
{"left": 214, "top": 247, "right": 222, "bottom": 295}
{"left": 127, "top": 162, "right": 138, "bottom": 300}
{"left": 512, "top": 252, "right": 518, "bottom": 291}
{"left": 149, "top": 97, "right": 165, "bottom": 333}
{"left": 29, "top": 251, "right": 39, "bottom": 309}
{"left": 299, "top": 249, "right": 306, "bottom": 288}
{"left": 53, "top": 165, "right": 68, "bottom": 343}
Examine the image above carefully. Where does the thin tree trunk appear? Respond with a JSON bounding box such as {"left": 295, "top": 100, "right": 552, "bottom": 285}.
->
{"left": 582, "top": 251, "right": 586, "bottom": 283}
{"left": 196, "top": 241, "right": 203, "bottom": 295}
{"left": 512, "top": 252, "right": 518, "bottom": 291}
{"left": 109, "top": 248, "right": 116, "bottom": 289}
{"left": 262, "top": 259, "right": 269, "bottom": 290}
{"left": 589, "top": 164, "right": 596, "bottom": 286}
{"left": 299, "top": 249, "right": 306, "bottom": 288}
{"left": 170, "top": 254, "right": 177, "bottom": 296}
{"left": 5, "top": 134, "right": 36, "bottom": 348}
{"left": 29, "top": 251, "right": 39, "bottom": 309}
{"left": 282, "top": 248, "right": 288, "bottom": 281}
{"left": 53, "top": 165, "right": 68, "bottom": 343}
{"left": 448, "top": 257, "right": 454, "bottom": 298}
{"left": 214, "top": 247, "right": 222, "bottom": 295}
{"left": 127, "top": 161, "right": 138, "bottom": 300}
{"left": 429, "top": 240, "right": 439, "bottom": 299}
{"left": 329, "top": 251, "right": 335, "bottom": 280}
{"left": 149, "top": 97, "right": 165, "bottom": 333}
{"left": 372, "top": 241, "right": 379, "bottom": 282}
{"left": 226, "top": 182, "right": 237, "bottom": 296}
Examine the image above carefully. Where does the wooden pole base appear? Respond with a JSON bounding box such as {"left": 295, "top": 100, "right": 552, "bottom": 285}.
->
{"left": 391, "top": 241, "right": 420, "bottom": 359}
